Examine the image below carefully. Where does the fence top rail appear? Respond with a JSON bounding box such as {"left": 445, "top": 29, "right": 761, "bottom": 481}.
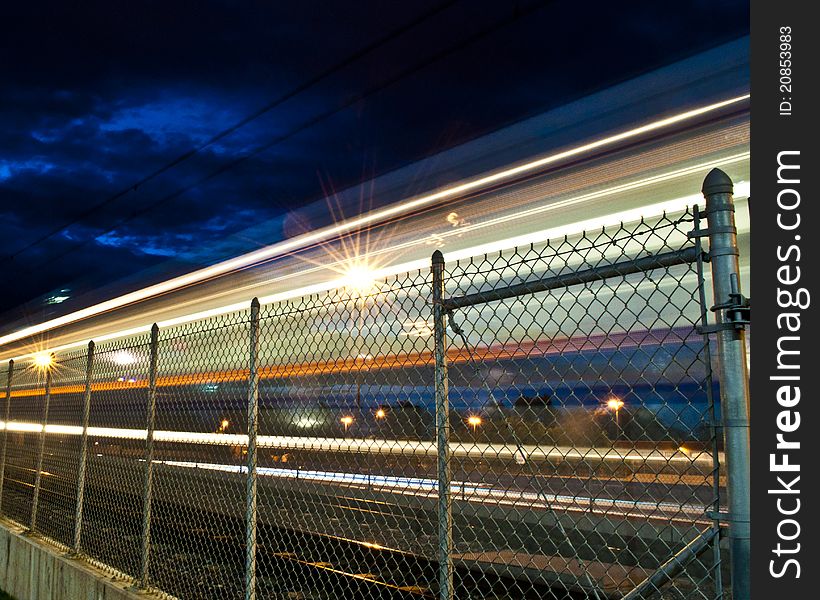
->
{"left": 443, "top": 246, "right": 702, "bottom": 311}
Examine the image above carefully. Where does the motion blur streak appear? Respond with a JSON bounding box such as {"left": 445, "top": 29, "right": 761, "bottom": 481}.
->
{"left": 0, "top": 94, "right": 749, "bottom": 351}
{"left": 6, "top": 325, "right": 707, "bottom": 390}
{"left": 154, "top": 459, "right": 710, "bottom": 522}
{"left": 6, "top": 172, "right": 750, "bottom": 364}
{"left": 0, "top": 420, "right": 715, "bottom": 465}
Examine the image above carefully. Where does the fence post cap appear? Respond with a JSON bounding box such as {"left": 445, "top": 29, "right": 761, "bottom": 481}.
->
{"left": 702, "top": 168, "right": 733, "bottom": 196}
{"left": 432, "top": 250, "right": 444, "bottom": 264}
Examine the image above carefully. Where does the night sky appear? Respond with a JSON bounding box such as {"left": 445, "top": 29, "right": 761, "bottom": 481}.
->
{"left": 0, "top": 0, "right": 749, "bottom": 326}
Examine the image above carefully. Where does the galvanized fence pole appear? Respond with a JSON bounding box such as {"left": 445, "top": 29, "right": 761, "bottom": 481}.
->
{"left": 245, "top": 298, "right": 261, "bottom": 600}
{"left": 0, "top": 360, "right": 14, "bottom": 515}
{"left": 702, "top": 168, "right": 751, "bottom": 600}
{"left": 30, "top": 355, "right": 54, "bottom": 531}
{"left": 72, "top": 340, "right": 95, "bottom": 554}
{"left": 139, "top": 324, "right": 160, "bottom": 589}
{"left": 431, "top": 250, "right": 453, "bottom": 600}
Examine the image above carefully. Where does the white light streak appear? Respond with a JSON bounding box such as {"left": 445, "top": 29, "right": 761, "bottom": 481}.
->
{"left": 0, "top": 420, "right": 718, "bottom": 465}
{"left": 6, "top": 172, "right": 750, "bottom": 363}
{"left": 135, "top": 458, "right": 710, "bottom": 521}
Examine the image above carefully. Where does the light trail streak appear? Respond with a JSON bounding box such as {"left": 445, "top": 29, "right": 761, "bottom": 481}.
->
{"left": 313, "top": 153, "right": 750, "bottom": 275}
{"left": 6, "top": 175, "right": 750, "bottom": 365}
{"left": 6, "top": 326, "right": 700, "bottom": 397}
{"left": 0, "top": 420, "right": 718, "bottom": 466}
{"left": 185, "top": 152, "right": 749, "bottom": 312}
{"left": 142, "top": 458, "right": 710, "bottom": 523}
{"left": 0, "top": 95, "right": 749, "bottom": 354}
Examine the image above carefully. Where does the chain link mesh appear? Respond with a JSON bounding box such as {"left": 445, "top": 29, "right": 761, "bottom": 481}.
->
{"left": 33, "top": 347, "right": 88, "bottom": 548}
{"left": 82, "top": 336, "right": 153, "bottom": 580}
{"left": 0, "top": 204, "right": 732, "bottom": 599}
{"left": 253, "top": 270, "right": 439, "bottom": 598}
{"left": 2, "top": 357, "right": 46, "bottom": 527}
{"left": 439, "top": 208, "right": 724, "bottom": 600}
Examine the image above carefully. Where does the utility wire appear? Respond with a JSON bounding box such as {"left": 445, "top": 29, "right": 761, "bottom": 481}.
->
{"left": 3, "top": 0, "right": 461, "bottom": 264}
{"left": 23, "top": 0, "right": 551, "bottom": 273}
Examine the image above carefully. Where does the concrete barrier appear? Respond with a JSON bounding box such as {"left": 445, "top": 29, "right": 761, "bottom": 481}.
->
{"left": 0, "top": 519, "right": 163, "bottom": 600}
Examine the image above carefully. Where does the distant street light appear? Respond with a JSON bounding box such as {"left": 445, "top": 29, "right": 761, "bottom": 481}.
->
{"left": 340, "top": 416, "right": 354, "bottom": 432}
{"left": 606, "top": 397, "right": 624, "bottom": 435}
{"left": 111, "top": 349, "right": 137, "bottom": 366}
{"left": 467, "top": 415, "right": 482, "bottom": 435}
{"left": 375, "top": 408, "right": 386, "bottom": 419}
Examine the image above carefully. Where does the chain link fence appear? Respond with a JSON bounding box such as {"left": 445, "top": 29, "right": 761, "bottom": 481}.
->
{"left": 0, "top": 170, "right": 749, "bottom": 600}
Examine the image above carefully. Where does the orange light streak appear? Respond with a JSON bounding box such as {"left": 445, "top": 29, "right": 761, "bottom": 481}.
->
{"left": 8, "top": 326, "right": 696, "bottom": 398}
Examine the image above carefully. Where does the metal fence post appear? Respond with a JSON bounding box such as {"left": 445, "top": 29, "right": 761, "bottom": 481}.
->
{"left": 72, "top": 340, "right": 95, "bottom": 554}
{"left": 431, "top": 250, "right": 453, "bottom": 600}
{"left": 30, "top": 355, "right": 54, "bottom": 531}
{"left": 139, "top": 324, "right": 160, "bottom": 588}
{"left": 702, "top": 168, "right": 751, "bottom": 600}
{"left": 245, "top": 298, "right": 260, "bottom": 600}
{"left": 0, "top": 360, "right": 14, "bottom": 515}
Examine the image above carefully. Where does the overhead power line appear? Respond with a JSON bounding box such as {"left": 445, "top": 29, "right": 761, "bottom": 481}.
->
{"left": 3, "top": 0, "right": 461, "bottom": 264}
{"left": 23, "top": 0, "right": 551, "bottom": 273}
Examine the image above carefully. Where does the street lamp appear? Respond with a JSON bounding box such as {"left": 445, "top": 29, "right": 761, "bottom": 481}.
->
{"left": 342, "top": 262, "right": 378, "bottom": 295}
{"left": 340, "top": 415, "right": 353, "bottom": 432}
{"left": 111, "top": 350, "right": 137, "bottom": 366}
{"left": 375, "top": 408, "right": 386, "bottom": 419}
{"left": 467, "top": 415, "right": 482, "bottom": 435}
{"left": 33, "top": 352, "right": 54, "bottom": 370}
{"left": 606, "top": 397, "right": 624, "bottom": 435}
